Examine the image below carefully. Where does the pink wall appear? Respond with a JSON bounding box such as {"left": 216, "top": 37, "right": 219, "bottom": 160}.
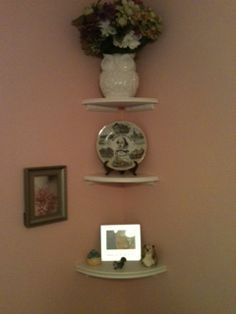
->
{"left": 0, "top": 1, "right": 235, "bottom": 314}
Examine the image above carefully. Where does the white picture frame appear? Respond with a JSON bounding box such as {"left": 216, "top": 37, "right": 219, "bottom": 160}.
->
{"left": 100, "top": 224, "right": 141, "bottom": 261}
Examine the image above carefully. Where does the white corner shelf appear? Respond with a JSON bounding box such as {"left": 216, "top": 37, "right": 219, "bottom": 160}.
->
{"left": 76, "top": 261, "right": 167, "bottom": 279}
{"left": 84, "top": 174, "right": 159, "bottom": 185}
{"left": 82, "top": 97, "right": 158, "bottom": 112}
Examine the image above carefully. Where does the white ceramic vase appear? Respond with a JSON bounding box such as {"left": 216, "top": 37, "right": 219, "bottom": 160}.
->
{"left": 99, "top": 53, "right": 139, "bottom": 98}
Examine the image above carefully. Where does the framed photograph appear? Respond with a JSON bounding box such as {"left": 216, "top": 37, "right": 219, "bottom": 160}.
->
{"left": 100, "top": 224, "right": 141, "bottom": 261}
{"left": 24, "top": 165, "right": 67, "bottom": 228}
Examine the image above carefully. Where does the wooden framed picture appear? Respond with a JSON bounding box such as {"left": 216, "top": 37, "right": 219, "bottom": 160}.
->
{"left": 24, "top": 165, "right": 67, "bottom": 228}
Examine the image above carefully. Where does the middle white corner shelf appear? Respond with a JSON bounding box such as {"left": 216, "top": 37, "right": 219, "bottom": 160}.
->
{"left": 84, "top": 174, "right": 159, "bottom": 184}
{"left": 82, "top": 97, "right": 158, "bottom": 112}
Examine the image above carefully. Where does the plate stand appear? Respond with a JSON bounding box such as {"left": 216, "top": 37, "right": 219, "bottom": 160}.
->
{"left": 103, "top": 161, "right": 138, "bottom": 176}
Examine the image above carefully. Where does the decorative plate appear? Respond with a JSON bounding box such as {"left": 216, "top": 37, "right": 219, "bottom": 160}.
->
{"left": 96, "top": 121, "right": 147, "bottom": 172}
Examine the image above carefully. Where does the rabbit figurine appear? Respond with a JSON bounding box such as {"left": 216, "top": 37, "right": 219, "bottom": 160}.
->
{"left": 141, "top": 244, "right": 158, "bottom": 267}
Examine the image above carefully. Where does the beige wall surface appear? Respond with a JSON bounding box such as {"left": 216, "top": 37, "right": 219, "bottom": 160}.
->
{"left": 0, "top": 1, "right": 235, "bottom": 314}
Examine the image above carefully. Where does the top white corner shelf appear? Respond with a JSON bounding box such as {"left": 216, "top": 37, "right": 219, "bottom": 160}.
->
{"left": 82, "top": 97, "right": 158, "bottom": 112}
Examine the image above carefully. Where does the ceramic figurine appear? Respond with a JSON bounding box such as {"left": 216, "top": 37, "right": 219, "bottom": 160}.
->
{"left": 141, "top": 244, "right": 158, "bottom": 267}
{"left": 113, "top": 257, "right": 127, "bottom": 270}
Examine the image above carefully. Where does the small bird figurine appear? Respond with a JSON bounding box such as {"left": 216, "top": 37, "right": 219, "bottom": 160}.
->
{"left": 113, "top": 257, "right": 127, "bottom": 270}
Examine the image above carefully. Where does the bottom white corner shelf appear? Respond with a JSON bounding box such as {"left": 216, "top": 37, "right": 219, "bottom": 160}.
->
{"left": 76, "top": 262, "right": 167, "bottom": 279}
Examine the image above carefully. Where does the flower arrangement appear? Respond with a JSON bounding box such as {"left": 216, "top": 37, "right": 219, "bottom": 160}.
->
{"left": 72, "top": 0, "right": 162, "bottom": 57}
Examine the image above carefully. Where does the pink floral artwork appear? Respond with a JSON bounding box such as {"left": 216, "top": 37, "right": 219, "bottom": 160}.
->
{"left": 34, "top": 187, "right": 58, "bottom": 217}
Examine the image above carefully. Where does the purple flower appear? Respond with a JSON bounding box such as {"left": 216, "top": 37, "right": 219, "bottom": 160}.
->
{"left": 101, "top": 2, "right": 116, "bottom": 19}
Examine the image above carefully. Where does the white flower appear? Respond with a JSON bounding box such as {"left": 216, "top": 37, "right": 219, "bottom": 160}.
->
{"left": 117, "top": 16, "right": 128, "bottom": 27}
{"left": 83, "top": 6, "right": 94, "bottom": 16}
{"left": 121, "top": 0, "right": 140, "bottom": 15}
{"left": 99, "top": 20, "right": 116, "bottom": 37}
{"left": 113, "top": 31, "right": 141, "bottom": 50}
